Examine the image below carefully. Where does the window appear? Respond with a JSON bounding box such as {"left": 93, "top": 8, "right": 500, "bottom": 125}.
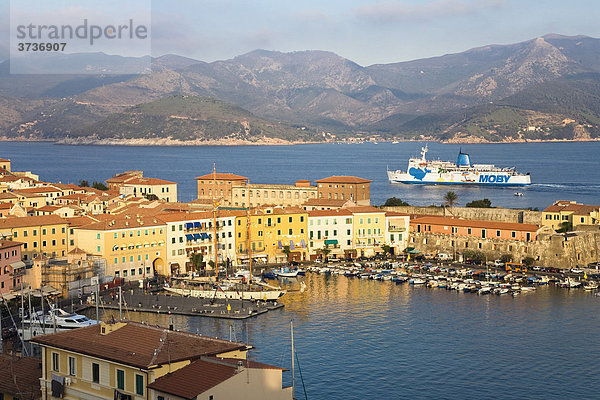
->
{"left": 52, "top": 352, "right": 59, "bottom": 372}
{"left": 136, "top": 374, "right": 144, "bottom": 395}
{"left": 13, "top": 232, "right": 17, "bottom": 238}
{"left": 43, "top": 229, "right": 47, "bottom": 235}
{"left": 92, "top": 362, "right": 100, "bottom": 383}
{"left": 496, "top": 230, "right": 501, "bottom": 237}
{"left": 69, "top": 357, "right": 76, "bottom": 376}
{"left": 117, "top": 369, "right": 125, "bottom": 390}
{"left": 289, "top": 228, "right": 293, "bottom": 235}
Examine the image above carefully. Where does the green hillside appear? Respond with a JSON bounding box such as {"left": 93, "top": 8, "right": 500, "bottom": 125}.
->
{"left": 69, "top": 95, "right": 322, "bottom": 142}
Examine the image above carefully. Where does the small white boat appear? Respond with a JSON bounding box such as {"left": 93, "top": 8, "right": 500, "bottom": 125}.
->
{"left": 584, "top": 281, "right": 598, "bottom": 290}
{"left": 21, "top": 307, "right": 98, "bottom": 341}
{"left": 514, "top": 192, "right": 524, "bottom": 197}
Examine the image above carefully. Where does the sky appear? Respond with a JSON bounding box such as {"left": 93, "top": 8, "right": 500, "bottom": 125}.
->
{"left": 1, "top": 0, "right": 600, "bottom": 66}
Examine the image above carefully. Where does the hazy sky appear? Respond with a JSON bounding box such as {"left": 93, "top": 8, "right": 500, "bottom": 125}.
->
{"left": 2, "top": 0, "right": 599, "bottom": 66}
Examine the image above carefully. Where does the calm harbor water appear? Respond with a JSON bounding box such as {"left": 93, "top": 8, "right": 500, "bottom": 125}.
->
{"left": 98, "top": 274, "right": 600, "bottom": 400}
{"left": 2, "top": 140, "right": 599, "bottom": 208}
{"left": 3, "top": 141, "right": 599, "bottom": 398}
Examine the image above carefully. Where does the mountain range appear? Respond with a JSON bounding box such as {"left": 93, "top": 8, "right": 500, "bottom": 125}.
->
{"left": 1, "top": 34, "right": 600, "bottom": 143}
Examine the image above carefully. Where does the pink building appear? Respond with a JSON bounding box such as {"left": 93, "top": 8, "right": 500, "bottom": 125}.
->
{"left": 0, "top": 240, "right": 24, "bottom": 293}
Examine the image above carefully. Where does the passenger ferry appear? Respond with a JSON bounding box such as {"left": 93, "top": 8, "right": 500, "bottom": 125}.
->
{"left": 387, "top": 145, "right": 531, "bottom": 186}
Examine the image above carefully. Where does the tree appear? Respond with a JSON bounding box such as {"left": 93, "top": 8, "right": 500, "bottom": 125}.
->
{"left": 557, "top": 221, "right": 572, "bottom": 233}
{"left": 190, "top": 253, "right": 204, "bottom": 272}
{"left": 522, "top": 256, "right": 535, "bottom": 267}
{"left": 463, "top": 249, "right": 485, "bottom": 264}
{"left": 500, "top": 254, "right": 512, "bottom": 264}
{"left": 384, "top": 197, "right": 410, "bottom": 207}
{"left": 92, "top": 181, "right": 108, "bottom": 191}
{"left": 282, "top": 245, "right": 292, "bottom": 261}
{"left": 444, "top": 191, "right": 458, "bottom": 207}
{"left": 381, "top": 244, "right": 394, "bottom": 257}
{"left": 317, "top": 246, "right": 332, "bottom": 260}
{"left": 466, "top": 198, "right": 492, "bottom": 208}
{"left": 78, "top": 180, "right": 90, "bottom": 187}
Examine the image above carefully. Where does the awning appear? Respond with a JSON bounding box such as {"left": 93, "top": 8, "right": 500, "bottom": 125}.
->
{"left": 277, "top": 240, "right": 282, "bottom": 249}
{"left": 193, "top": 233, "right": 201, "bottom": 240}
{"left": 185, "top": 234, "right": 195, "bottom": 241}
{"left": 324, "top": 239, "right": 338, "bottom": 245}
{"left": 185, "top": 222, "right": 194, "bottom": 229}
{"left": 404, "top": 247, "right": 421, "bottom": 254}
{"left": 194, "top": 222, "right": 201, "bottom": 228}
{"left": 301, "top": 239, "right": 306, "bottom": 248}
{"left": 10, "top": 261, "right": 26, "bottom": 270}
{"left": 200, "top": 232, "right": 209, "bottom": 240}
{"left": 289, "top": 240, "right": 295, "bottom": 250}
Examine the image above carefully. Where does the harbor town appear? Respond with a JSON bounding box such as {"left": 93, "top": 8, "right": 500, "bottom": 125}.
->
{"left": 0, "top": 154, "right": 599, "bottom": 399}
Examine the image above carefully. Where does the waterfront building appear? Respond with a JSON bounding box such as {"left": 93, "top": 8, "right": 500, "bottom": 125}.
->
{"left": 232, "top": 181, "right": 318, "bottom": 208}
{"left": 0, "top": 215, "right": 69, "bottom": 261}
{"left": 119, "top": 177, "right": 178, "bottom": 202}
{"left": 148, "top": 357, "right": 292, "bottom": 400}
{"left": 0, "top": 157, "right": 11, "bottom": 172}
{"left": 0, "top": 239, "right": 24, "bottom": 293}
{"left": 314, "top": 176, "right": 372, "bottom": 206}
{"left": 348, "top": 206, "right": 387, "bottom": 258}
{"left": 236, "top": 207, "right": 309, "bottom": 264}
{"left": 542, "top": 200, "right": 600, "bottom": 230}
{"left": 73, "top": 215, "right": 167, "bottom": 279}
{"left": 105, "top": 170, "right": 144, "bottom": 191}
{"left": 0, "top": 354, "right": 41, "bottom": 400}
{"left": 10, "top": 190, "right": 47, "bottom": 209}
{"left": 159, "top": 210, "right": 241, "bottom": 274}
{"left": 302, "top": 198, "right": 355, "bottom": 211}
{"left": 308, "top": 209, "right": 354, "bottom": 260}
{"left": 195, "top": 172, "right": 248, "bottom": 204}
{"left": 31, "top": 321, "right": 250, "bottom": 400}
{"left": 385, "top": 212, "right": 410, "bottom": 255}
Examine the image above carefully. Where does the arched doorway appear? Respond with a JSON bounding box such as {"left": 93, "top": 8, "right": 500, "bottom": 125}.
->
{"left": 153, "top": 257, "right": 165, "bottom": 276}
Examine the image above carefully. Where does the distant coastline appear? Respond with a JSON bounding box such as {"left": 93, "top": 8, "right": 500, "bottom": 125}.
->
{"left": 0, "top": 136, "right": 599, "bottom": 146}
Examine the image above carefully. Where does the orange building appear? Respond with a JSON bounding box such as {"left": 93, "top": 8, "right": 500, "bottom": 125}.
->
{"left": 314, "top": 176, "right": 372, "bottom": 206}
{"left": 195, "top": 172, "right": 248, "bottom": 203}
{"left": 410, "top": 216, "right": 540, "bottom": 242}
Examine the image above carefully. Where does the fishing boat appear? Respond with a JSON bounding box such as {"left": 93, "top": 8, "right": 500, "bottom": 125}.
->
{"left": 387, "top": 145, "right": 531, "bottom": 186}
{"left": 164, "top": 278, "right": 286, "bottom": 301}
{"left": 273, "top": 267, "right": 300, "bottom": 278}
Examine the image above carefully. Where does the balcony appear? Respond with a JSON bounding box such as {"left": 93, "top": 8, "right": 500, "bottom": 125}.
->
{"left": 388, "top": 226, "right": 406, "bottom": 232}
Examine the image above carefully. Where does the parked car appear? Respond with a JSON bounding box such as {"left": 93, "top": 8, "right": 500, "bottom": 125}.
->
{"left": 570, "top": 268, "right": 584, "bottom": 274}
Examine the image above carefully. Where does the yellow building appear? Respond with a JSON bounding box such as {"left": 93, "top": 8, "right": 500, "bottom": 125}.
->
{"left": 236, "top": 207, "right": 309, "bottom": 264}
{"left": 32, "top": 321, "right": 249, "bottom": 400}
{"left": 0, "top": 215, "right": 69, "bottom": 261}
{"left": 348, "top": 206, "right": 386, "bottom": 258}
{"left": 73, "top": 215, "right": 167, "bottom": 279}
{"left": 542, "top": 200, "right": 600, "bottom": 230}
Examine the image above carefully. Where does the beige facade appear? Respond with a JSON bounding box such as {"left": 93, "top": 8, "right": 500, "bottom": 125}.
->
{"left": 0, "top": 215, "right": 70, "bottom": 261}
{"left": 232, "top": 182, "right": 317, "bottom": 208}
{"left": 315, "top": 176, "right": 372, "bottom": 206}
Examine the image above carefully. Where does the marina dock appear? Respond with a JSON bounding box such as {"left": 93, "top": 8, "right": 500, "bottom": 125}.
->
{"left": 83, "top": 287, "right": 285, "bottom": 320}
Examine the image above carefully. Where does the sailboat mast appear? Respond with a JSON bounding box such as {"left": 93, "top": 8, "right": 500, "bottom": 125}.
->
{"left": 291, "top": 320, "right": 295, "bottom": 397}
{"left": 213, "top": 164, "right": 218, "bottom": 278}
{"left": 247, "top": 197, "right": 252, "bottom": 284}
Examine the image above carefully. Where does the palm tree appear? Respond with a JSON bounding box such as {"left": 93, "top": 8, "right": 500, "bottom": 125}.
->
{"left": 444, "top": 191, "right": 458, "bottom": 208}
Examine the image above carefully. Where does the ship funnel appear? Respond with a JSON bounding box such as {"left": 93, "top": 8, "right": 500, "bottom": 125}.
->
{"left": 457, "top": 150, "right": 471, "bottom": 167}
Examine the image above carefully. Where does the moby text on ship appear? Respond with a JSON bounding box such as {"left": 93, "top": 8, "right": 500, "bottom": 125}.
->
{"left": 387, "top": 146, "right": 531, "bottom": 186}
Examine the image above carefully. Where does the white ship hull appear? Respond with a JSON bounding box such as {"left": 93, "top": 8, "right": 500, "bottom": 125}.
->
{"left": 164, "top": 286, "right": 286, "bottom": 301}
{"left": 387, "top": 145, "right": 531, "bottom": 186}
{"left": 387, "top": 170, "right": 531, "bottom": 186}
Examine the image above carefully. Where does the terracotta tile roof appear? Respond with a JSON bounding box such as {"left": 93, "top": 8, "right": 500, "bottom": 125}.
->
{"left": 77, "top": 214, "right": 166, "bottom": 230}
{"left": 345, "top": 206, "right": 385, "bottom": 214}
{"left": 410, "top": 216, "right": 540, "bottom": 232}
{"left": 123, "top": 177, "right": 177, "bottom": 185}
{"left": 106, "top": 173, "right": 140, "bottom": 183}
{"left": 308, "top": 209, "right": 353, "bottom": 217}
{"left": 64, "top": 216, "right": 100, "bottom": 227}
{"left": 0, "top": 192, "right": 18, "bottom": 199}
{"left": 15, "top": 186, "right": 62, "bottom": 194}
{"left": 0, "top": 355, "right": 41, "bottom": 398}
{"left": 195, "top": 173, "right": 248, "bottom": 181}
{"left": 0, "top": 239, "right": 23, "bottom": 249}
{"left": 0, "top": 158, "right": 10, "bottom": 162}
{"left": 0, "top": 215, "right": 67, "bottom": 228}
{"left": 148, "top": 357, "right": 284, "bottom": 399}
{"left": 31, "top": 321, "right": 246, "bottom": 369}
{"left": 543, "top": 201, "right": 600, "bottom": 213}
{"left": 315, "top": 176, "right": 372, "bottom": 184}
{"left": 36, "top": 205, "right": 60, "bottom": 212}
{"left": 302, "top": 198, "right": 348, "bottom": 206}
{"left": 157, "top": 211, "right": 213, "bottom": 223}
{"left": 385, "top": 211, "right": 411, "bottom": 217}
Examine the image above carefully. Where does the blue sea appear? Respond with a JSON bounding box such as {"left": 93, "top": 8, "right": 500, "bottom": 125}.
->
{"left": 4, "top": 140, "right": 600, "bottom": 399}
{"left": 2, "top": 140, "right": 600, "bottom": 208}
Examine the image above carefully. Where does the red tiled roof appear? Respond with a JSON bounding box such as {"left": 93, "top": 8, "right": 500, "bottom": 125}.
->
{"left": 31, "top": 321, "right": 246, "bottom": 369}
{"left": 124, "top": 177, "right": 176, "bottom": 185}
{"left": 0, "top": 215, "right": 67, "bottom": 228}
{"left": 148, "top": 357, "right": 284, "bottom": 399}
{"left": 0, "top": 355, "right": 41, "bottom": 398}
{"left": 410, "top": 216, "right": 540, "bottom": 232}
{"left": 315, "top": 176, "right": 372, "bottom": 184}
{"left": 195, "top": 173, "right": 248, "bottom": 181}
{"left": 302, "top": 198, "right": 348, "bottom": 206}
{"left": 0, "top": 240, "right": 23, "bottom": 249}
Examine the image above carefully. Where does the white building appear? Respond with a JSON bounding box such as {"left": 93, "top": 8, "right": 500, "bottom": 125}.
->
{"left": 307, "top": 209, "right": 354, "bottom": 260}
